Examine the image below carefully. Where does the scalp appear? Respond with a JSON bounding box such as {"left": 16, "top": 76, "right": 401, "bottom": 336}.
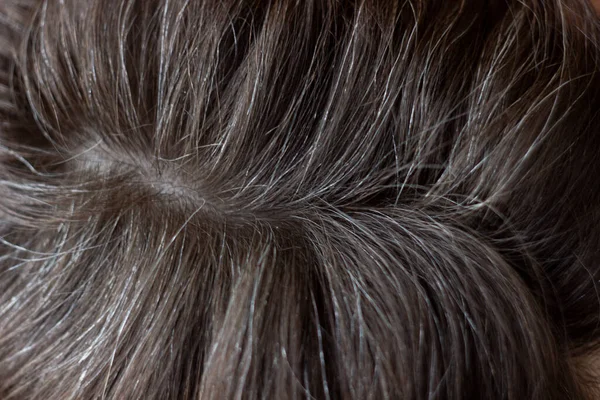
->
{"left": 1, "top": 0, "right": 600, "bottom": 399}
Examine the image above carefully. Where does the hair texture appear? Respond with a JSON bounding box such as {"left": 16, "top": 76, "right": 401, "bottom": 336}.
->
{"left": 1, "top": 0, "right": 600, "bottom": 399}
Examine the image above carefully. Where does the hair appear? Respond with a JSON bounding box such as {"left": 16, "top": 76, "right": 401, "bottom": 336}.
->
{"left": 1, "top": 0, "right": 600, "bottom": 398}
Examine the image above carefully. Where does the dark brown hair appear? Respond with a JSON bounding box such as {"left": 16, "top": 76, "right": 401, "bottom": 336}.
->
{"left": 2, "top": 0, "right": 600, "bottom": 398}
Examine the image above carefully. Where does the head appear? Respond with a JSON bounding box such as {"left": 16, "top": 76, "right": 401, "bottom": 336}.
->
{"left": 1, "top": 0, "right": 600, "bottom": 399}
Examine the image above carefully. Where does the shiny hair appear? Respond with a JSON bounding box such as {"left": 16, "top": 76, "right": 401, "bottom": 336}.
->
{"left": 2, "top": 0, "right": 600, "bottom": 398}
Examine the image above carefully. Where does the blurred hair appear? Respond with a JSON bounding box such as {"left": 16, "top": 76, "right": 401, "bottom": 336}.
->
{"left": 2, "top": 0, "right": 600, "bottom": 398}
